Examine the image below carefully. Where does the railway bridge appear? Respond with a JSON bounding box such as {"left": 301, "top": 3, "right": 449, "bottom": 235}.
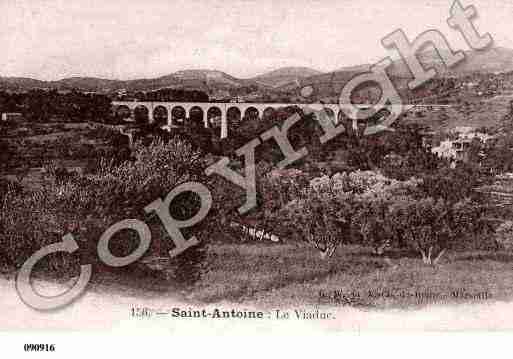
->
{"left": 112, "top": 101, "right": 438, "bottom": 139}
{"left": 112, "top": 101, "right": 347, "bottom": 139}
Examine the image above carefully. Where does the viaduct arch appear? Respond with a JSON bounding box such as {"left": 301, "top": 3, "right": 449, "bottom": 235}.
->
{"left": 111, "top": 101, "right": 408, "bottom": 139}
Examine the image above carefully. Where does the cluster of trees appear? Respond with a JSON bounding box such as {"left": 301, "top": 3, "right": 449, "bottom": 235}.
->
{"left": 0, "top": 90, "right": 112, "bottom": 123}
{"left": 185, "top": 105, "right": 446, "bottom": 180}
{"left": 482, "top": 133, "right": 513, "bottom": 173}
{"left": 278, "top": 170, "right": 488, "bottom": 263}
{"left": 183, "top": 106, "right": 498, "bottom": 263}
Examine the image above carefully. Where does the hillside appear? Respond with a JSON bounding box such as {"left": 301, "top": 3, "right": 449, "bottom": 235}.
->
{"left": 0, "top": 77, "right": 48, "bottom": 92}
{"left": 0, "top": 70, "right": 258, "bottom": 93}
{"left": 1, "top": 47, "right": 512, "bottom": 94}
{"left": 274, "top": 47, "right": 513, "bottom": 100}
{"left": 277, "top": 68, "right": 375, "bottom": 100}
{"left": 251, "top": 67, "right": 323, "bottom": 87}
{"left": 386, "top": 46, "right": 513, "bottom": 77}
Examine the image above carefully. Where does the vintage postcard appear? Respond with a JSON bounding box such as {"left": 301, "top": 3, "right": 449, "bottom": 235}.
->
{"left": 1, "top": 0, "right": 513, "bottom": 355}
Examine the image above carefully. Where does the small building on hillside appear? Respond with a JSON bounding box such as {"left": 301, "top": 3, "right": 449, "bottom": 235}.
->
{"left": 1, "top": 112, "right": 23, "bottom": 123}
{"left": 419, "top": 130, "right": 437, "bottom": 149}
{"left": 432, "top": 127, "right": 494, "bottom": 163}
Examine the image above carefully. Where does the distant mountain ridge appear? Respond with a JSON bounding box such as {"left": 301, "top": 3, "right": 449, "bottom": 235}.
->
{"left": 0, "top": 67, "right": 323, "bottom": 93}
{"left": 1, "top": 47, "right": 512, "bottom": 93}
{"left": 276, "top": 47, "right": 513, "bottom": 96}
{"left": 385, "top": 46, "right": 513, "bottom": 78}
{"left": 0, "top": 70, "right": 259, "bottom": 93}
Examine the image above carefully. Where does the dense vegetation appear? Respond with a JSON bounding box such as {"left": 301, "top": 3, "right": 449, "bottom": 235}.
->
{"left": 0, "top": 97, "right": 511, "bottom": 295}
{"left": 0, "top": 90, "right": 112, "bottom": 123}
{"left": 0, "top": 138, "right": 212, "bottom": 285}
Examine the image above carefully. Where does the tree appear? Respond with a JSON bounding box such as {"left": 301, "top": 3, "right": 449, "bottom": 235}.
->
{"left": 495, "top": 221, "right": 513, "bottom": 251}
{"left": 420, "top": 163, "right": 483, "bottom": 204}
{"left": 389, "top": 197, "right": 452, "bottom": 264}
{"left": 354, "top": 197, "right": 394, "bottom": 255}
{"left": 0, "top": 140, "right": 14, "bottom": 172}
{"left": 281, "top": 190, "right": 356, "bottom": 259}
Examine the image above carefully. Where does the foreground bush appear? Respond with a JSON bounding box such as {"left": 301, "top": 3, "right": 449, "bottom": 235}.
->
{"left": 0, "top": 138, "right": 212, "bottom": 285}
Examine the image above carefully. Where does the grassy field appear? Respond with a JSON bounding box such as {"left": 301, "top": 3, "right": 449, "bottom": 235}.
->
{"left": 77, "top": 241, "right": 513, "bottom": 310}
{"left": 7, "top": 234, "right": 507, "bottom": 311}
{"left": 175, "top": 242, "right": 513, "bottom": 310}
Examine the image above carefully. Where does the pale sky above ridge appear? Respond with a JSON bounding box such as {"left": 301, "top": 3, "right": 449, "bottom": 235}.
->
{"left": 1, "top": 0, "right": 511, "bottom": 80}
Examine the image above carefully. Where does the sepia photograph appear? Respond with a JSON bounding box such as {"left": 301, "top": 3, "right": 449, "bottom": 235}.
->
{"left": 1, "top": 0, "right": 513, "bottom": 355}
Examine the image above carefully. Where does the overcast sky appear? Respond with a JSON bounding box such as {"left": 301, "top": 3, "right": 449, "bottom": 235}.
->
{"left": 1, "top": 0, "right": 511, "bottom": 80}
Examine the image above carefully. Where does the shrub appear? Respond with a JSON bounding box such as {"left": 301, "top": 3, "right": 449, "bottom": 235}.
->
{"left": 43, "top": 160, "right": 76, "bottom": 185}
{"left": 309, "top": 170, "right": 421, "bottom": 198}
{"left": 281, "top": 169, "right": 486, "bottom": 263}
{"left": 280, "top": 170, "right": 423, "bottom": 258}
{"left": 449, "top": 198, "right": 487, "bottom": 247}
{"left": 387, "top": 197, "right": 454, "bottom": 264}
{"left": 495, "top": 221, "right": 513, "bottom": 251}
{"left": 419, "top": 163, "right": 484, "bottom": 203}
{"left": 0, "top": 178, "right": 23, "bottom": 198}
{"left": 353, "top": 196, "right": 396, "bottom": 255}
{"left": 0, "top": 138, "right": 212, "bottom": 286}
{"left": 0, "top": 188, "right": 77, "bottom": 272}
{"left": 255, "top": 168, "right": 310, "bottom": 236}
{"left": 281, "top": 190, "right": 356, "bottom": 259}
{"left": 386, "top": 197, "right": 486, "bottom": 263}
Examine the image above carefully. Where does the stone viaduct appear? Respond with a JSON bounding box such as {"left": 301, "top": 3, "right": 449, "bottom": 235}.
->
{"left": 112, "top": 101, "right": 347, "bottom": 139}
{"left": 111, "top": 101, "right": 438, "bottom": 139}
